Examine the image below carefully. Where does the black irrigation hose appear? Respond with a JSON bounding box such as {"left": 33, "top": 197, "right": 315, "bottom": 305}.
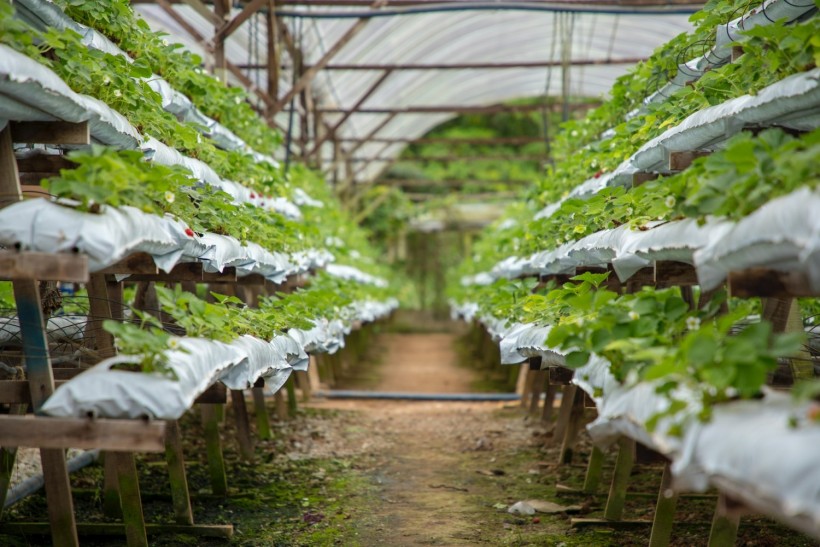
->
{"left": 315, "top": 390, "right": 521, "bottom": 401}
{"left": 4, "top": 450, "right": 99, "bottom": 508}
{"left": 274, "top": 3, "right": 702, "bottom": 18}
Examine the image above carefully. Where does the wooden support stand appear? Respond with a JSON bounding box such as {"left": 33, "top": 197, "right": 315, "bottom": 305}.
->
{"left": 604, "top": 437, "right": 635, "bottom": 520}
{"left": 230, "top": 389, "right": 256, "bottom": 463}
{"left": 649, "top": 462, "right": 679, "bottom": 547}
{"left": 200, "top": 404, "right": 228, "bottom": 496}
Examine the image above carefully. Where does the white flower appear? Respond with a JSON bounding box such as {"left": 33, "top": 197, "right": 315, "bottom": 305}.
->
{"left": 665, "top": 195, "right": 676, "bottom": 208}
{"left": 113, "top": 89, "right": 122, "bottom": 98}
{"left": 571, "top": 130, "right": 578, "bottom": 137}
{"left": 102, "top": 75, "right": 111, "bottom": 85}
{"left": 625, "top": 207, "right": 634, "bottom": 216}
{"left": 628, "top": 311, "right": 640, "bottom": 321}
{"left": 161, "top": 39, "right": 169, "bottom": 47}
{"left": 686, "top": 316, "right": 701, "bottom": 330}
{"left": 234, "top": 97, "right": 242, "bottom": 104}
{"left": 164, "top": 191, "right": 175, "bottom": 204}
{"left": 167, "top": 337, "right": 180, "bottom": 350}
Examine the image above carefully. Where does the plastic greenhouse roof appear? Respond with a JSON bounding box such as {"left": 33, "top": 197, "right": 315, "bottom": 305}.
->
{"left": 135, "top": 3, "right": 696, "bottom": 182}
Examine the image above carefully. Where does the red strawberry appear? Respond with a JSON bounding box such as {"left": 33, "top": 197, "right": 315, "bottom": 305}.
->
{"left": 594, "top": 170, "right": 604, "bottom": 179}
{"left": 250, "top": 192, "right": 256, "bottom": 199}
{"left": 184, "top": 228, "right": 194, "bottom": 237}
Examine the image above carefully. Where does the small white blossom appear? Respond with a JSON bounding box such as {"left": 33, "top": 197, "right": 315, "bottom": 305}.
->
{"left": 161, "top": 39, "right": 169, "bottom": 47}
{"left": 113, "top": 89, "right": 122, "bottom": 98}
{"left": 102, "top": 75, "right": 111, "bottom": 85}
{"left": 628, "top": 311, "right": 640, "bottom": 321}
{"left": 625, "top": 207, "right": 634, "bottom": 216}
{"left": 570, "top": 130, "right": 578, "bottom": 137}
{"left": 234, "top": 97, "right": 242, "bottom": 104}
{"left": 164, "top": 191, "right": 175, "bottom": 204}
{"left": 686, "top": 316, "right": 701, "bottom": 330}
{"left": 167, "top": 338, "right": 180, "bottom": 350}
{"left": 665, "top": 195, "right": 676, "bottom": 208}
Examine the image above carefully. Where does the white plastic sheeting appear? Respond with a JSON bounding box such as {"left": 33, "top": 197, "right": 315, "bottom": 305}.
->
{"left": 325, "top": 264, "right": 388, "bottom": 287}
{"left": 0, "top": 45, "right": 141, "bottom": 149}
{"left": 0, "top": 316, "right": 87, "bottom": 345}
{"left": 695, "top": 187, "right": 820, "bottom": 291}
{"left": 0, "top": 199, "right": 330, "bottom": 279}
{"left": 40, "top": 297, "right": 398, "bottom": 420}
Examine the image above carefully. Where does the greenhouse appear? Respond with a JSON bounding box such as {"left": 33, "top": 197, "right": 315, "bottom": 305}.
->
{"left": 0, "top": 0, "right": 817, "bottom": 545}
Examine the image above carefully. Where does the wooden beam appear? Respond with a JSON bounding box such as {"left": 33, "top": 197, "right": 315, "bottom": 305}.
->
{"left": 180, "top": 0, "right": 221, "bottom": 25}
{"left": 728, "top": 269, "right": 815, "bottom": 298}
{"left": 97, "top": 253, "right": 158, "bottom": 275}
{"left": 339, "top": 136, "right": 546, "bottom": 145}
{"left": 266, "top": 1, "right": 280, "bottom": 116}
{"left": 10, "top": 122, "right": 90, "bottom": 146}
{"left": 343, "top": 154, "right": 546, "bottom": 162}
{"left": 0, "top": 251, "right": 89, "bottom": 283}
{"left": 0, "top": 416, "right": 167, "bottom": 452}
{"left": 0, "top": 522, "right": 233, "bottom": 538}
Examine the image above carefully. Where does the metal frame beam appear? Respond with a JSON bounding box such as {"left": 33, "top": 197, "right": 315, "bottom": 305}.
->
{"left": 238, "top": 56, "right": 646, "bottom": 71}
{"left": 313, "top": 102, "right": 597, "bottom": 115}
{"left": 339, "top": 154, "right": 546, "bottom": 162}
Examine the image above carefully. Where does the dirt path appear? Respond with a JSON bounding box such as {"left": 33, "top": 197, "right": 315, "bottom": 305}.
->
{"left": 309, "top": 330, "right": 538, "bottom": 544}
{"left": 368, "top": 332, "right": 477, "bottom": 393}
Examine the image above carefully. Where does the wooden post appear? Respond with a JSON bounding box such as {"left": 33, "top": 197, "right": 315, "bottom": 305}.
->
{"left": 295, "top": 370, "right": 311, "bottom": 402}
{"left": 559, "top": 387, "right": 585, "bottom": 464}
{"left": 708, "top": 494, "right": 740, "bottom": 547}
{"left": 13, "top": 279, "right": 79, "bottom": 547}
{"left": 528, "top": 370, "right": 546, "bottom": 417}
{"left": 541, "top": 383, "right": 558, "bottom": 423}
{"left": 111, "top": 452, "right": 148, "bottom": 547}
{"left": 274, "top": 389, "right": 288, "bottom": 420}
{"left": 551, "top": 384, "right": 577, "bottom": 447}
{"left": 0, "top": 404, "right": 27, "bottom": 516}
{"left": 582, "top": 446, "right": 605, "bottom": 494}
{"left": 200, "top": 404, "right": 228, "bottom": 496}
{"left": 164, "top": 421, "right": 194, "bottom": 525}
{"left": 285, "top": 376, "right": 298, "bottom": 415}
{"left": 102, "top": 452, "right": 122, "bottom": 518}
{"left": 230, "top": 390, "right": 255, "bottom": 463}
{"left": 86, "top": 273, "right": 116, "bottom": 356}
{"left": 649, "top": 462, "right": 679, "bottom": 547}
{"left": 604, "top": 437, "right": 635, "bottom": 521}
{"left": 251, "top": 386, "right": 273, "bottom": 440}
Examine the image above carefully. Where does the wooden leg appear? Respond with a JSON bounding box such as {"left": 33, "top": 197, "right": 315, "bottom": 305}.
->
{"left": 649, "top": 462, "right": 679, "bottom": 547}
{"left": 541, "top": 383, "right": 558, "bottom": 424}
{"left": 230, "top": 390, "right": 255, "bottom": 463}
{"left": 604, "top": 437, "right": 635, "bottom": 521}
{"left": 251, "top": 387, "right": 272, "bottom": 440}
{"left": 164, "top": 421, "right": 193, "bottom": 525}
{"left": 295, "top": 371, "right": 311, "bottom": 402}
{"left": 0, "top": 403, "right": 27, "bottom": 517}
{"left": 708, "top": 494, "right": 740, "bottom": 547}
{"left": 102, "top": 451, "right": 122, "bottom": 518}
{"left": 12, "top": 279, "right": 78, "bottom": 546}
{"left": 528, "top": 370, "right": 546, "bottom": 417}
{"left": 274, "top": 389, "right": 288, "bottom": 421}
{"left": 111, "top": 452, "right": 148, "bottom": 547}
{"left": 559, "top": 387, "right": 585, "bottom": 464}
{"left": 200, "top": 404, "right": 228, "bottom": 496}
{"left": 520, "top": 368, "right": 534, "bottom": 408}
{"left": 285, "top": 377, "right": 298, "bottom": 415}
{"left": 551, "top": 385, "right": 577, "bottom": 447}
{"left": 582, "top": 446, "right": 605, "bottom": 494}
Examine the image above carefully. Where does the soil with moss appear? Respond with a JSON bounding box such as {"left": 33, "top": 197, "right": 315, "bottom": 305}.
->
{"left": 2, "top": 327, "right": 817, "bottom": 546}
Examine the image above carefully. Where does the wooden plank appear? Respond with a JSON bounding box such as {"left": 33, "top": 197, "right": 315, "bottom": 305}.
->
{"left": 632, "top": 171, "right": 659, "bottom": 188}
{"left": 551, "top": 385, "right": 577, "bottom": 447}
{"left": 86, "top": 273, "right": 115, "bottom": 355}
{"left": 654, "top": 261, "right": 698, "bottom": 288}
{"left": 708, "top": 493, "right": 741, "bottom": 546}
{"left": 582, "top": 446, "right": 605, "bottom": 494}
{"left": 15, "top": 154, "right": 76, "bottom": 173}
{"left": 0, "top": 403, "right": 27, "bottom": 517}
{"left": 19, "top": 183, "right": 52, "bottom": 198}
{"left": 668, "top": 150, "right": 710, "bottom": 172}
{"left": 728, "top": 269, "right": 814, "bottom": 298}
{"left": 10, "top": 121, "right": 90, "bottom": 145}
{"left": 102, "top": 452, "right": 122, "bottom": 518}
{"left": 236, "top": 273, "right": 266, "bottom": 286}
{"left": 97, "top": 253, "right": 158, "bottom": 276}
{"left": 194, "top": 383, "right": 228, "bottom": 405}
{"left": 0, "top": 522, "right": 233, "bottom": 538}
{"left": 202, "top": 267, "right": 237, "bottom": 282}
{"left": 549, "top": 366, "right": 574, "bottom": 385}
{"left": 126, "top": 262, "right": 203, "bottom": 283}
{"left": 0, "top": 251, "right": 89, "bottom": 282}
{"left": 0, "top": 416, "right": 166, "bottom": 452}
{"left": 559, "top": 387, "right": 585, "bottom": 464}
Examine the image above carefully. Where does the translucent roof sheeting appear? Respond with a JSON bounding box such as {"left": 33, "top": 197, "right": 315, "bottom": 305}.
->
{"left": 135, "top": 3, "right": 696, "bottom": 182}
